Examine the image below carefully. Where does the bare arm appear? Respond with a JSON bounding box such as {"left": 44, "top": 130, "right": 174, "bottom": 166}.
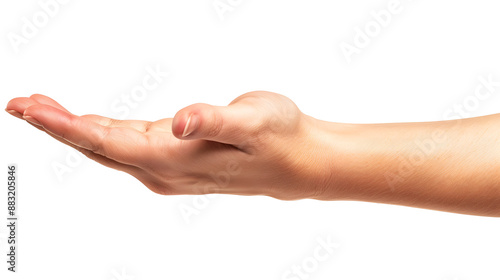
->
{"left": 6, "top": 92, "right": 500, "bottom": 217}
{"left": 309, "top": 114, "right": 500, "bottom": 216}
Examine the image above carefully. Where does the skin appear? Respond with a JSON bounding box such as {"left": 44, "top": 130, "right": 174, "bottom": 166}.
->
{"left": 5, "top": 91, "right": 500, "bottom": 217}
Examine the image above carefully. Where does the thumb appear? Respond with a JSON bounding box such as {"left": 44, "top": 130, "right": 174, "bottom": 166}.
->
{"left": 172, "top": 102, "right": 256, "bottom": 145}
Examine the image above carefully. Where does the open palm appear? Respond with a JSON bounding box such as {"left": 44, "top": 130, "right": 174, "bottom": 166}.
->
{"left": 6, "top": 92, "right": 317, "bottom": 199}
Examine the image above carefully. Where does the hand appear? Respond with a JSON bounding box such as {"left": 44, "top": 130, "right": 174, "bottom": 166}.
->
{"left": 5, "top": 92, "right": 327, "bottom": 199}
{"left": 8, "top": 92, "right": 500, "bottom": 216}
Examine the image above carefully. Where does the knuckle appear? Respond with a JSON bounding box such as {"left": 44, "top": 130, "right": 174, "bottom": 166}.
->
{"left": 143, "top": 121, "right": 153, "bottom": 133}
{"left": 90, "top": 125, "right": 111, "bottom": 154}
{"left": 206, "top": 108, "right": 223, "bottom": 138}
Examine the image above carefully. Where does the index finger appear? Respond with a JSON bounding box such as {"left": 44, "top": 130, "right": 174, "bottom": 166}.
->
{"left": 24, "top": 104, "right": 149, "bottom": 166}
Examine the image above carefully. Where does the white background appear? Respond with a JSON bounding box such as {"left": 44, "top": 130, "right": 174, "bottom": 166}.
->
{"left": 1, "top": 0, "right": 500, "bottom": 279}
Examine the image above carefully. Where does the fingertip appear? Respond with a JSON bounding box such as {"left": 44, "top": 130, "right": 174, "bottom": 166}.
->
{"left": 5, "top": 108, "right": 23, "bottom": 119}
{"left": 172, "top": 110, "right": 190, "bottom": 139}
{"left": 182, "top": 113, "right": 201, "bottom": 138}
{"left": 5, "top": 97, "right": 34, "bottom": 118}
{"left": 172, "top": 103, "right": 209, "bottom": 139}
{"left": 22, "top": 115, "right": 42, "bottom": 126}
{"left": 29, "top": 93, "right": 43, "bottom": 99}
{"left": 6, "top": 97, "right": 25, "bottom": 110}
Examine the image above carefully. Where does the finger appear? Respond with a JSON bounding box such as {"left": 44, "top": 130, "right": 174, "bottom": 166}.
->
{"left": 29, "top": 94, "right": 70, "bottom": 113}
{"left": 172, "top": 102, "right": 258, "bottom": 145}
{"left": 5, "top": 108, "right": 23, "bottom": 119}
{"left": 7, "top": 96, "right": 125, "bottom": 166}
{"left": 81, "top": 114, "right": 153, "bottom": 133}
{"left": 6, "top": 97, "right": 39, "bottom": 119}
{"left": 8, "top": 96, "right": 158, "bottom": 190}
{"left": 23, "top": 104, "right": 149, "bottom": 166}
{"left": 28, "top": 95, "right": 155, "bottom": 132}
{"left": 26, "top": 120, "right": 144, "bottom": 176}
{"left": 6, "top": 94, "right": 69, "bottom": 120}
{"left": 7, "top": 95, "right": 163, "bottom": 133}
{"left": 26, "top": 96, "right": 151, "bottom": 132}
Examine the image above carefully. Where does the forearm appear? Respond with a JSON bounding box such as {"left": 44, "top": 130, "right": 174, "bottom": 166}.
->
{"left": 310, "top": 114, "right": 500, "bottom": 216}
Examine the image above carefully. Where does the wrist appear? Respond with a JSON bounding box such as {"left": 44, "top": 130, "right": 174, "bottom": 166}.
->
{"left": 300, "top": 115, "right": 362, "bottom": 201}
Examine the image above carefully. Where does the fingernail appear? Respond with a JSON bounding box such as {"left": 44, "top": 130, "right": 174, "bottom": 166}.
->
{"left": 182, "top": 114, "right": 199, "bottom": 137}
{"left": 5, "top": 109, "right": 23, "bottom": 118}
{"left": 23, "top": 115, "right": 42, "bottom": 126}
